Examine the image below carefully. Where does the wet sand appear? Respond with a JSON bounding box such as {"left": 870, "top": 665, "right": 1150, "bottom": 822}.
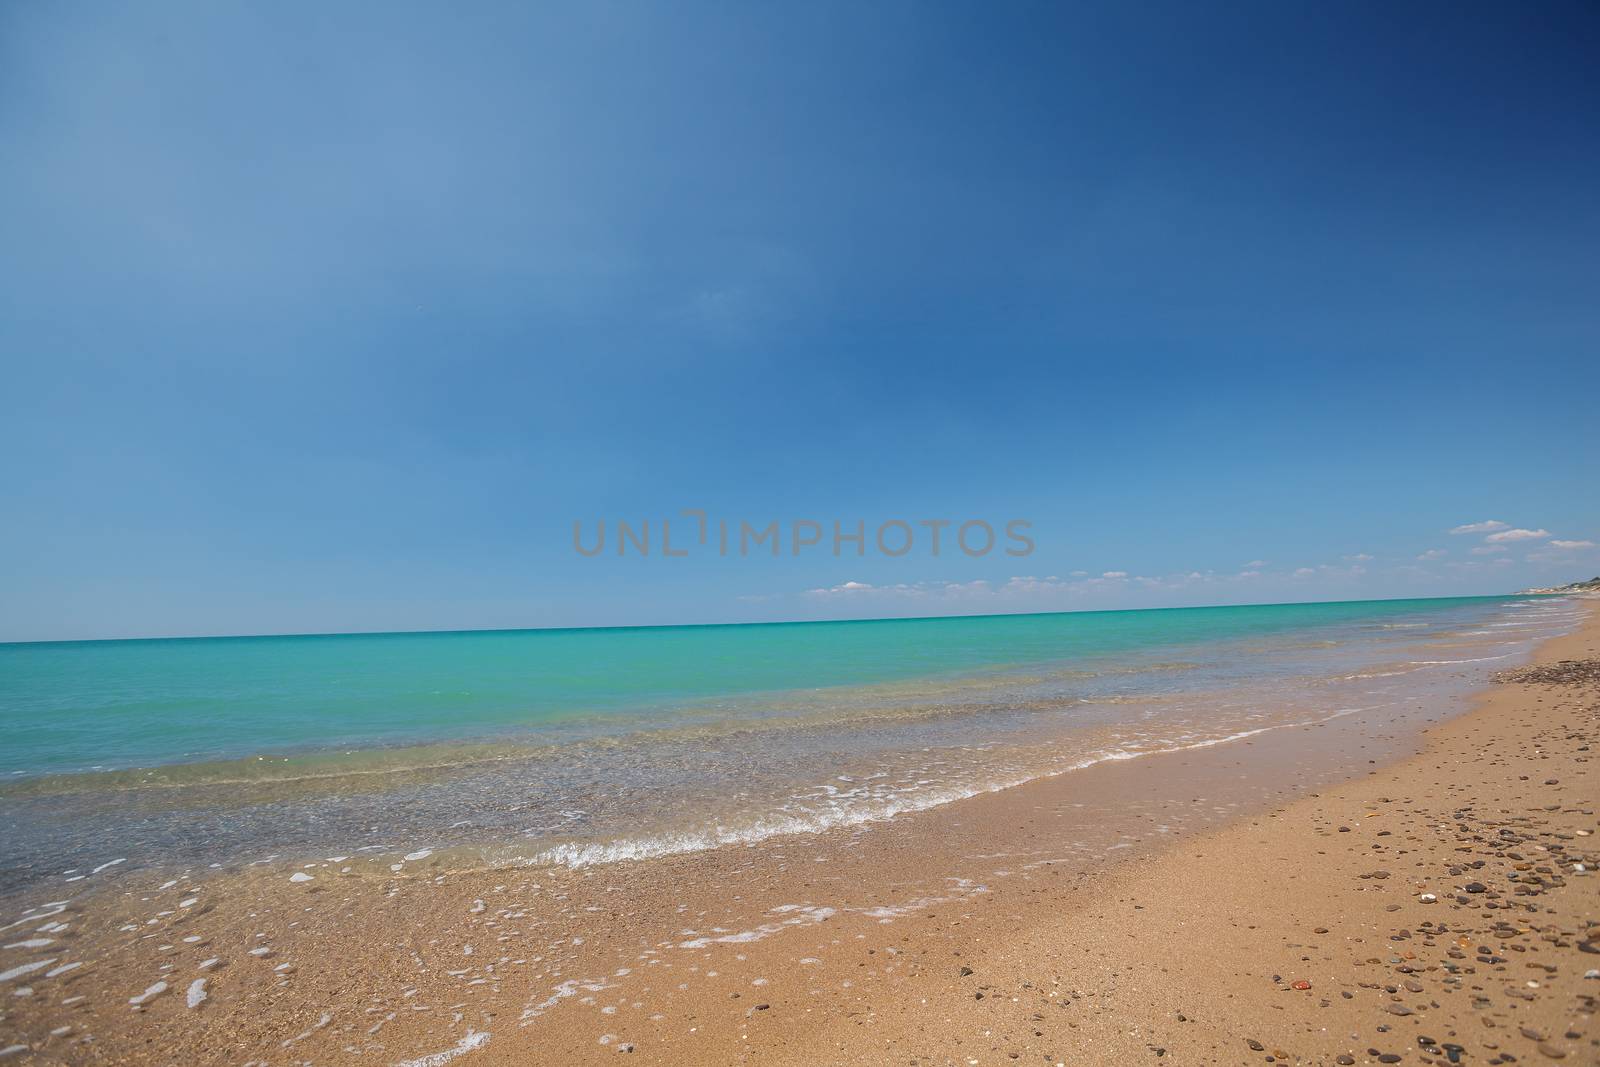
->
{"left": 1, "top": 602, "right": 1594, "bottom": 1064}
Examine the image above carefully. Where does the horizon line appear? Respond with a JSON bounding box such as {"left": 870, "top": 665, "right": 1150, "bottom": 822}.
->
{"left": 0, "top": 590, "right": 1549, "bottom": 648}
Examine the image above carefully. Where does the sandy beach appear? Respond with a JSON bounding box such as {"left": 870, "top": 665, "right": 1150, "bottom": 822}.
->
{"left": 2, "top": 600, "right": 1595, "bottom": 1065}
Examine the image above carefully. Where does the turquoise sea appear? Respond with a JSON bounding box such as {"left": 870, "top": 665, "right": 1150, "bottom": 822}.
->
{"left": 0, "top": 595, "right": 1584, "bottom": 893}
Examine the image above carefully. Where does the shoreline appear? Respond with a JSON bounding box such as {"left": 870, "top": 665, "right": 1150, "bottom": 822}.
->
{"left": 0, "top": 601, "right": 1594, "bottom": 1063}
{"left": 768, "top": 598, "right": 1599, "bottom": 1065}
{"left": 1, "top": 596, "right": 1567, "bottom": 901}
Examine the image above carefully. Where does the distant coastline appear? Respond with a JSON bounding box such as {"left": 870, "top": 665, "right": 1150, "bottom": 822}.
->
{"left": 1518, "top": 575, "right": 1600, "bottom": 594}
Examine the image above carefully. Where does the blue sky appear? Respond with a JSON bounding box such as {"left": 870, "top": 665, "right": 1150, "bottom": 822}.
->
{"left": 2, "top": 2, "right": 1597, "bottom": 641}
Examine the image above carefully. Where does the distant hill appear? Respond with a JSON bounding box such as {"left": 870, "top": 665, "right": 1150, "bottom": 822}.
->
{"left": 1518, "top": 576, "right": 1600, "bottom": 595}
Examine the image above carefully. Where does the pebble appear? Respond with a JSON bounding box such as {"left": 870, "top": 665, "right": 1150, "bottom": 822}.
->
{"left": 128, "top": 981, "right": 167, "bottom": 1006}
{"left": 0, "top": 959, "right": 57, "bottom": 983}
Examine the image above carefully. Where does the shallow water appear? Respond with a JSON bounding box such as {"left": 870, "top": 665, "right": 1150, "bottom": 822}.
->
{"left": 0, "top": 595, "right": 1584, "bottom": 894}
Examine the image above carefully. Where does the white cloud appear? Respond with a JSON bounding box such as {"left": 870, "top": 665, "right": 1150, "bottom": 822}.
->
{"left": 785, "top": 554, "right": 1385, "bottom": 607}
{"left": 804, "top": 580, "right": 897, "bottom": 598}
{"left": 1416, "top": 548, "right": 1446, "bottom": 560}
{"left": 1470, "top": 545, "right": 1506, "bottom": 555}
{"left": 1549, "top": 539, "right": 1596, "bottom": 550}
{"left": 1449, "top": 520, "right": 1509, "bottom": 535}
{"left": 1343, "top": 553, "right": 1374, "bottom": 562}
{"left": 943, "top": 580, "right": 991, "bottom": 594}
{"left": 1484, "top": 527, "right": 1550, "bottom": 543}
{"left": 1242, "top": 559, "right": 1267, "bottom": 569}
